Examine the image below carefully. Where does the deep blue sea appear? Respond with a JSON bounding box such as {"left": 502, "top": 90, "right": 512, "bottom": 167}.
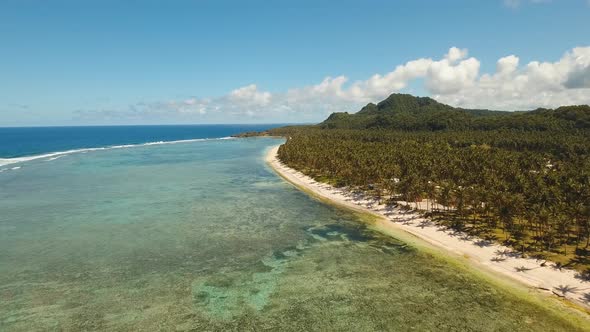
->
{"left": 0, "top": 125, "right": 582, "bottom": 330}
{"left": 0, "top": 124, "right": 281, "bottom": 159}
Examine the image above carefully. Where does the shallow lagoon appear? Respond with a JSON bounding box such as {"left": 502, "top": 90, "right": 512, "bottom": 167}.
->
{"left": 0, "top": 138, "right": 587, "bottom": 331}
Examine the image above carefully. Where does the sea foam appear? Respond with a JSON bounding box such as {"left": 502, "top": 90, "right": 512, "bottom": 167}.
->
{"left": 0, "top": 137, "right": 234, "bottom": 167}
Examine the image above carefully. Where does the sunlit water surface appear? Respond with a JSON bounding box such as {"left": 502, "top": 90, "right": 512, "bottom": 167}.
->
{"left": 0, "top": 138, "right": 583, "bottom": 331}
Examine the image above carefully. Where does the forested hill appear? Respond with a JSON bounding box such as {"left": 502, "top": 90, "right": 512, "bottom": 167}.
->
{"left": 319, "top": 93, "right": 590, "bottom": 131}
{"left": 261, "top": 93, "right": 590, "bottom": 272}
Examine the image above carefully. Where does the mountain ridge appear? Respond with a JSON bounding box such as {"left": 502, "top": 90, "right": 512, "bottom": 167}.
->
{"left": 319, "top": 93, "right": 590, "bottom": 131}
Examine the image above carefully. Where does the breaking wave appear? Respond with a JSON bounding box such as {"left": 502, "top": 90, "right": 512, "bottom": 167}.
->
{"left": 0, "top": 137, "right": 234, "bottom": 167}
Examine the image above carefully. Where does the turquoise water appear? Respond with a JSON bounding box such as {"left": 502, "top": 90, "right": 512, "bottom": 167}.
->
{"left": 0, "top": 138, "right": 585, "bottom": 331}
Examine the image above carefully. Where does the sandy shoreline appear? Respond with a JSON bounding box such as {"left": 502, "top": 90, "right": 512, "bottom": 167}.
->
{"left": 265, "top": 145, "right": 590, "bottom": 311}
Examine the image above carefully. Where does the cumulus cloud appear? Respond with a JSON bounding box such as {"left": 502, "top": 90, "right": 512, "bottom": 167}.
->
{"left": 496, "top": 55, "right": 519, "bottom": 76}
{"left": 565, "top": 65, "right": 590, "bottom": 88}
{"left": 286, "top": 47, "right": 480, "bottom": 101}
{"left": 563, "top": 50, "right": 590, "bottom": 88}
{"left": 426, "top": 49, "right": 480, "bottom": 94}
{"left": 435, "top": 46, "right": 590, "bottom": 110}
{"left": 77, "top": 45, "right": 590, "bottom": 123}
{"left": 228, "top": 84, "right": 272, "bottom": 106}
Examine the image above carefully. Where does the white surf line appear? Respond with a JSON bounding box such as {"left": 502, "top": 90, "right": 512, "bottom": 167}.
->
{"left": 0, "top": 137, "right": 235, "bottom": 167}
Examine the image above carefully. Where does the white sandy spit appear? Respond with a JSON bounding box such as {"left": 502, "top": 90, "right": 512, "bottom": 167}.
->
{"left": 266, "top": 145, "right": 590, "bottom": 310}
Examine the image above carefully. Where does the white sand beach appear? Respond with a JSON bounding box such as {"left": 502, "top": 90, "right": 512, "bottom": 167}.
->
{"left": 266, "top": 145, "right": 590, "bottom": 311}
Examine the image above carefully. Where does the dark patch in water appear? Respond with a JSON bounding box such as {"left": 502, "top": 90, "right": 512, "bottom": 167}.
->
{"left": 305, "top": 221, "right": 414, "bottom": 256}
{"left": 194, "top": 290, "right": 211, "bottom": 304}
{"left": 272, "top": 245, "right": 301, "bottom": 260}
{"left": 373, "top": 243, "right": 412, "bottom": 255}
{"left": 252, "top": 260, "right": 275, "bottom": 273}
{"left": 204, "top": 275, "right": 235, "bottom": 288}
{"left": 306, "top": 222, "right": 373, "bottom": 243}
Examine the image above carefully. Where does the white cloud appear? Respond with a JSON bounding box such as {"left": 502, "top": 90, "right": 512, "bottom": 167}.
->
{"left": 287, "top": 46, "right": 479, "bottom": 101}
{"left": 496, "top": 55, "right": 519, "bottom": 76}
{"left": 435, "top": 46, "right": 590, "bottom": 110}
{"left": 77, "top": 45, "right": 590, "bottom": 123}
{"left": 228, "top": 84, "right": 272, "bottom": 106}
{"left": 426, "top": 56, "right": 480, "bottom": 94}
{"left": 446, "top": 47, "right": 469, "bottom": 63}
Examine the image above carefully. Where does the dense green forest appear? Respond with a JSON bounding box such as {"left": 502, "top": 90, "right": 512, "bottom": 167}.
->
{"left": 262, "top": 94, "right": 590, "bottom": 273}
{"left": 319, "top": 93, "right": 590, "bottom": 131}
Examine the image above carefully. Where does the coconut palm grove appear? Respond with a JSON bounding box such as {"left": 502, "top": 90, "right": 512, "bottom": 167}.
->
{"left": 255, "top": 93, "right": 590, "bottom": 274}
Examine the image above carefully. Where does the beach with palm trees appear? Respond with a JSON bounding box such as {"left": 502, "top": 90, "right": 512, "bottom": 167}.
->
{"left": 266, "top": 145, "right": 590, "bottom": 311}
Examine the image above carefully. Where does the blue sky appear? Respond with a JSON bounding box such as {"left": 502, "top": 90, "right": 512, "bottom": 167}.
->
{"left": 1, "top": 0, "right": 589, "bottom": 126}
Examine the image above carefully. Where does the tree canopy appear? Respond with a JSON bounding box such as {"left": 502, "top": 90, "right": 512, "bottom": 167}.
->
{"left": 319, "top": 93, "right": 590, "bottom": 131}
{"left": 263, "top": 94, "right": 590, "bottom": 272}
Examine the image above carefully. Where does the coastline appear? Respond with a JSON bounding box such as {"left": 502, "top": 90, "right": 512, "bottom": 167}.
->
{"left": 265, "top": 145, "right": 590, "bottom": 313}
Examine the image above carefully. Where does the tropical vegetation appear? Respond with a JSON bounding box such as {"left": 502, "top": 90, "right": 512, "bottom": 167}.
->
{"left": 262, "top": 93, "right": 590, "bottom": 273}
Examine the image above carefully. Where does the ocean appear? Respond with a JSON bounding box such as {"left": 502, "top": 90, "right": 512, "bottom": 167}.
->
{"left": 0, "top": 124, "right": 279, "bottom": 164}
{"left": 0, "top": 125, "right": 582, "bottom": 331}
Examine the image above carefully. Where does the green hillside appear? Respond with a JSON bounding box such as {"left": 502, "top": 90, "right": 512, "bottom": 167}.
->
{"left": 264, "top": 93, "right": 590, "bottom": 273}
{"left": 319, "top": 93, "right": 590, "bottom": 131}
